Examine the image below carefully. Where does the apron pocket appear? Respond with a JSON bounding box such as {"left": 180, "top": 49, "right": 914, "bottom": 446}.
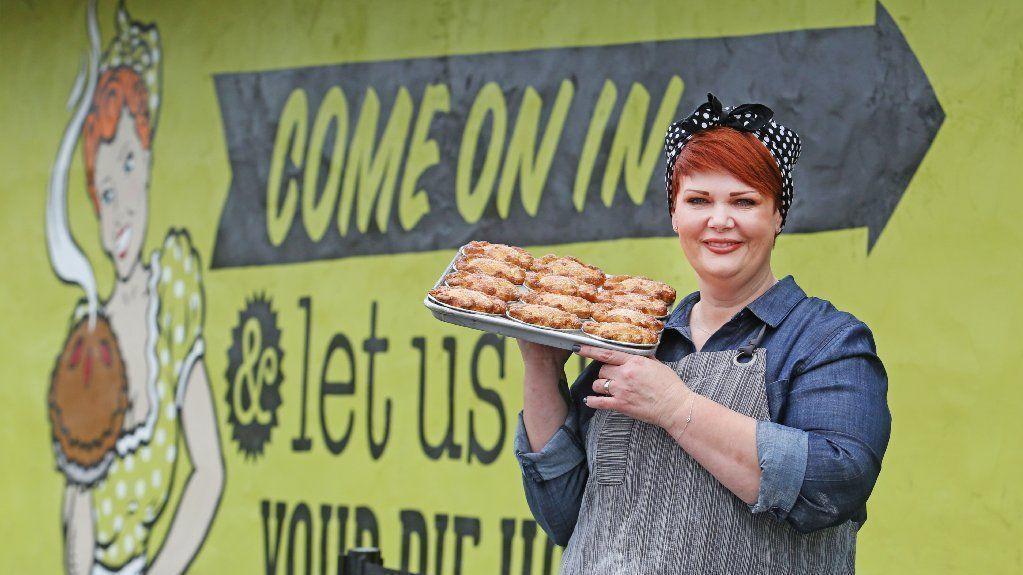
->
{"left": 593, "top": 411, "right": 635, "bottom": 485}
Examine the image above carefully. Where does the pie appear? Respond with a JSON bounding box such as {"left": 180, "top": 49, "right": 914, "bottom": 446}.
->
{"left": 591, "top": 304, "right": 664, "bottom": 331}
{"left": 456, "top": 256, "right": 526, "bottom": 285}
{"left": 461, "top": 241, "right": 533, "bottom": 269}
{"left": 508, "top": 303, "right": 583, "bottom": 330}
{"left": 601, "top": 274, "right": 675, "bottom": 304}
{"left": 444, "top": 271, "right": 520, "bottom": 302}
{"left": 594, "top": 291, "right": 669, "bottom": 317}
{"left": 429, "top": 286, "right": 508, "bottom": 314}
{"left": 521, "top": 290, "right": 593, "bottom": 319}
{"left": 531, "top": 254, "right": 605, "bottom": 286}
{"left": 525, "top": 272, "right": 598, "bottom": 302}
{"left": 605, "top": 275, "right": 676, "bottom": 304}
{"left": 583, "top": 321, "right": 659, "bottom": 345}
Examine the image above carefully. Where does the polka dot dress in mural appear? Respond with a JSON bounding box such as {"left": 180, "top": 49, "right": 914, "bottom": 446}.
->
{"left": 68, "top": 230, "right": 205, "bottom": 571}
{"left": 663, "top": 92, "right": 802, "bottom": 229}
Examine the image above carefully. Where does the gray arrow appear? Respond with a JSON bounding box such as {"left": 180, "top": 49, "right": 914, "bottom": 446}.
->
{"left": 211, "top": 1, "right": 942, "bottom": 267}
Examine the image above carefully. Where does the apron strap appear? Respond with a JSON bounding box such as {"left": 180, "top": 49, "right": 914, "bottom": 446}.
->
{"left": 734, "top": 323, "right": 769, "bottom": 364}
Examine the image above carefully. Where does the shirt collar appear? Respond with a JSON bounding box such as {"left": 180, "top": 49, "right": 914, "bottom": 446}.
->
{"left": 665, "top": 274, "right": 806, "bottom": 330}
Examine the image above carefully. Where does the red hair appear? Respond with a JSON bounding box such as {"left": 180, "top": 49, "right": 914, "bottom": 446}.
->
{"left": 82, "top": 66, "right": 153, "bottom": 212}
{"left": 670, "top": 127, "right": 782, "bottom": 213}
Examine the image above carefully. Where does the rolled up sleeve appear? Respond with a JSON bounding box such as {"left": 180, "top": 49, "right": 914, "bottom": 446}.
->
{"left": 752, "top": 320, "right": 891, "bottom": 534}
{"left": 749, "top": 420, "right": 808, "bottom": 520}
{"left": 514, "top": 362, "right": 603, "bottom": 547}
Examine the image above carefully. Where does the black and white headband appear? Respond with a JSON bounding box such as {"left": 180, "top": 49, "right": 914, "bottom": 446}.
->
{"left": 663, "top": 93, "right": 801, "bottom": 229}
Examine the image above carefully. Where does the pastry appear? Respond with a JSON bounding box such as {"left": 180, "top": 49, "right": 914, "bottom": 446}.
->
{"left": 456, "top": 256, "right": 526, "bottom": 285}
{"left": 591, "top": 303, "right": 664, "bottom": 331}
{"left": 583, "top": 321, "right": 659, "bottom": 345}
{"left": 429, "top": 286, "right": 508, "bottom": 314}
{"left": 525, "top": 272, "right": 598, "bottom": 302}
{"left": 444, "top": 271, "right": 520, "bottom": 302}
{"left": 521, "top": 290, "right": 593, "bottom": 319}
{"left": 508, "top": 303, "right": 583, "bottom": 330}
{"left": 605, "top": 275, "right": 676, "bottom": 304}
{"left": 461, "top": 241, "right": 533, "bottom": 269}
{"left": 531, "top": 254, "right": 605, "bottom": 286}
{"left": 594, "top": 291, "right": 669, "bottom": 317}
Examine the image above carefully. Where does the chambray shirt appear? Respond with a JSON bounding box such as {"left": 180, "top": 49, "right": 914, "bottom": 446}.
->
{"left": 514, "top": 275, "right": 891, "bottom": 546}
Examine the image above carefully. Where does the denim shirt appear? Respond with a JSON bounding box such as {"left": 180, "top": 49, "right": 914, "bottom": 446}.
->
{"left": 514, "top": 275, "right": 891, "bottom": 546}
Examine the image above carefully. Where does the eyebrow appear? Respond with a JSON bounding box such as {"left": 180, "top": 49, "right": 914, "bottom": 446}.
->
{"left": 684, "top": 189, "right": 758, "bottom": 196}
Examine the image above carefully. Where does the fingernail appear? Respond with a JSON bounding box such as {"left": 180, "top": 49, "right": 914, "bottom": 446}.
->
{"left": 571, "top": 344, "right": 581, "bottom": 353}
{"left": 582, "top": 396, "right": 588, "bottom": 405}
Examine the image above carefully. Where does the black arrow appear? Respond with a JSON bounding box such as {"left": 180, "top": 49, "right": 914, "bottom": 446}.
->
{"left": 211, "top": 0, "right": 942, "bottom": 267}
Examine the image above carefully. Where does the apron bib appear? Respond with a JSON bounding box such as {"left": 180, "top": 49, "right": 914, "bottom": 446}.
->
{"left": 560, "top": 326, "right": 857, "bottom": 574}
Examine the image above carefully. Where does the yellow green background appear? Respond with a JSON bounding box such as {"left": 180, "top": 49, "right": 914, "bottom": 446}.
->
{"left": 1, "top": 0, "right": 1020, "bottom": 572}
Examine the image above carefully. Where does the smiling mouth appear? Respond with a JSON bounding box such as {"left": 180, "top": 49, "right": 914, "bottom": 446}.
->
{"left": 114, "top": 226, "right": 133, "bottom": 259}
{"left": 703, "top": 239, "right": 743, "bottom": 254}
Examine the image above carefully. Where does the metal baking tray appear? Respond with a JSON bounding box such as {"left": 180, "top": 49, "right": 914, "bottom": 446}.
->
{"left": 423, "top": 251, "right": 661, "bottom": 357}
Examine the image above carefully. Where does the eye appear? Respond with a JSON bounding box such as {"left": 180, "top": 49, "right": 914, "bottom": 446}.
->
{"left": 123, "top": 151, "right": 134, "bottom": 174}
{"left": 686, "top": 197, "right": 709, "bottom": 205}
{"left": 101, "top": 188, "right": 116, "bottom": 205}
{"left": 735, "top": 198, "right": 757, "bottom": 207}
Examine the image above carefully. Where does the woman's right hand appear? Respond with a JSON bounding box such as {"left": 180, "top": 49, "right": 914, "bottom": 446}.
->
{"left": 515, "top": 338, "right": 571, "bottom": 373}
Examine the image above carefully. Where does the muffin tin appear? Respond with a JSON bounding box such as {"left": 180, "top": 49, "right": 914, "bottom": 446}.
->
{"left": 424, "top": 251, "right": 664, "bottom": 357}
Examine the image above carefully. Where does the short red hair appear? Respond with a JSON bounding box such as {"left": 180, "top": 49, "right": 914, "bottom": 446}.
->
{"left": 82, "top": 66, "right": 153, "bottom": 212}
{"left": 670, "top": 127, "right": 782, "bottom": 213}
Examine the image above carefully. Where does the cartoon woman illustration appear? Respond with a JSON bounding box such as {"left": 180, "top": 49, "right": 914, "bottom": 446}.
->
{"left": 46, "top": 2, "right": 224, "bottom": 573}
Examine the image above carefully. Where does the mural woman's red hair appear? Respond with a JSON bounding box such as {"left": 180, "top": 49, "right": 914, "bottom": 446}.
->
{"left": 82, "top": 66, "right": 153, "bottom": 212}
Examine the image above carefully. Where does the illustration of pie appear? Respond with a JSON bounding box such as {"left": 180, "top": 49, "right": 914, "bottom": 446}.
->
{"left": 525, "top": 272, "right": 598, "bottom": 302}
{"left": 521, "top": 290, "right": 593, "bottom": 319}
{"left": 605, "top": 275, "right": 676, "bottom": 304}
{"left": 594, "top": 291, "right": 669, "bottom": 317}
{"left": 429, "top": 286, "right": 508, "bottom": 314}
{"left": 508, "top": 303, "right": 583, "bottom": 330}
{"left": 456, "top": 256, "right": 527, "bottom": 285}
{"left": 530, "top": 254, "right": 605, "bottom": 286}
{"left": 461, "top": 241, "right": 534, "bottom": 269}
{"left": 445, "top": 271, "right": 520, "bottom": 302}
{"left": 591, "top": 303, "right": 664, "bottom": 331}
{"left": 48, "top": 315, "right": 129, "bottom": 478}
{"left": 583, "top": 321, "right": 659, "bottom": 345}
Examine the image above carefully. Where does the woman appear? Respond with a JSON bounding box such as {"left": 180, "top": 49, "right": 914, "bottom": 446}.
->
{"left": 47, "top": 4, "right": 224, "bottom": 574}
{"left": 514, "top": 93, "right": 891, "bottom": 574}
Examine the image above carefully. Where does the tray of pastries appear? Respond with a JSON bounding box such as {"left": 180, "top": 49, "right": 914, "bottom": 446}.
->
{"left": 424, "top": 241, "right": 678, "bottom": 357}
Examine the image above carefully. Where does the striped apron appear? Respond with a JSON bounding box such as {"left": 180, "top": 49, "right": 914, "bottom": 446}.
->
{"left": 560, "top": 325, "right": 857, "bottom": 574}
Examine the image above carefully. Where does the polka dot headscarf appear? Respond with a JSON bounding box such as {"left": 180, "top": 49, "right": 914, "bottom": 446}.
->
{"left": 664, "top": 93, "right": 802, "bottom": 229}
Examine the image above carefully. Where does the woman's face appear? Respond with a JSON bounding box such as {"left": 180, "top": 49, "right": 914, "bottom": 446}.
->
{"left": 671, "top": 170, "right": 781, "bottom": 285}
{"left": 95, "top": 106, "right": 150, "bottom": 280}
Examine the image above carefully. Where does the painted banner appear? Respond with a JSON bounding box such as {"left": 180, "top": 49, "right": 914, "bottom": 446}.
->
{"left": 1, "top": 1, "right": 1020, "bottom": 574}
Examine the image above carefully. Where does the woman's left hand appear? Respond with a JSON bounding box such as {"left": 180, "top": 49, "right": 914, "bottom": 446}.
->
{"left": 576, "top": 345, "right": 692, "bottom": 430}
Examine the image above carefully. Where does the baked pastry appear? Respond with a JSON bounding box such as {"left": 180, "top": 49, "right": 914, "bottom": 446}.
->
{"left": 456, "top": 256, "right": 526, "bottom": 285}
{"left": 605, "top": 275, "right": 676, "bottom": 304}
{"left": 429, "top": 286, "right": 508, "bottom": 314}
{"left": 508, "top": 303, "right": 583, "bottom": 330}
{"left": 525, "top": 272, "right": 598, "bottom": 302}
{"left": 444, "top": 271, "right": 520, "bottom": 302}
{"left": 594, "top": 291, "right": 669, "bottom": 317}
{"left": 461, "top": 241, "right": 533, "bottom": 269}
{"left": 591, "top": 303, "right": 664, "bottom": 331}
{"left": 583, "top": 321, "right": 659, "bottom": 345}
{"left": 531, "top": 254, "right": 605, "bottom": 286}
{"left": 521, "top": 290, "right": 593, "bottom": 319}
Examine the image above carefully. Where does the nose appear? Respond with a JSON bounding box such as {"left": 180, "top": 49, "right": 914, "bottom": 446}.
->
{"left": 707, "top": 203, "right": 734, "bottom": 230}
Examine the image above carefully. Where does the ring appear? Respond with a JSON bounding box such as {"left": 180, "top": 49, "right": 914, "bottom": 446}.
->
{"left": 603, "top": 378, "right": 614, "bottom": 396}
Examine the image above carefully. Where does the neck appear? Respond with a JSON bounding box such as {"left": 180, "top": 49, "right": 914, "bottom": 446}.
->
{"left": 112, "top": 260, "right": 148, "bottom": 305}
{"left": 693, "top": 266, "right": 778, "bottom": 327}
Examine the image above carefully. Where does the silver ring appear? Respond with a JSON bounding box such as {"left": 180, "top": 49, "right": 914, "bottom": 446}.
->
{"left": 603, "top": 378, "right": 614, "bottom": 396}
